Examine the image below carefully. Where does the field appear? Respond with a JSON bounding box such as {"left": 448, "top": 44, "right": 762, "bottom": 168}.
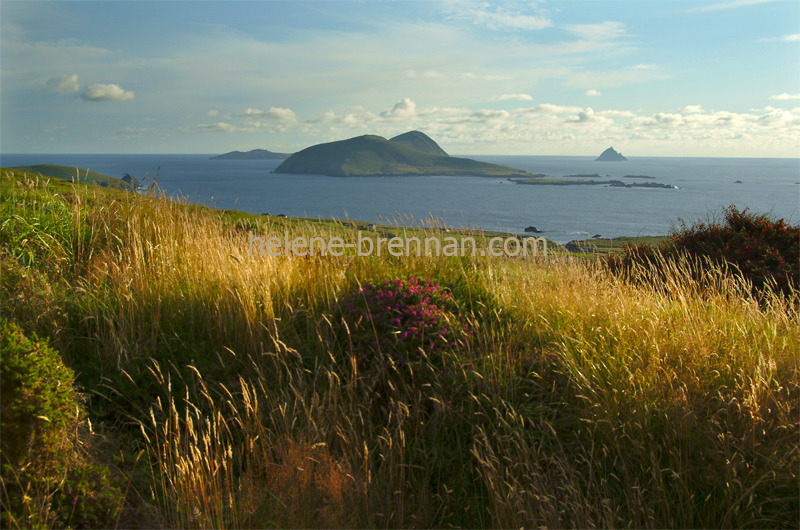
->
{"left": 1, "top": 167, "right": 797, "bottom": 529}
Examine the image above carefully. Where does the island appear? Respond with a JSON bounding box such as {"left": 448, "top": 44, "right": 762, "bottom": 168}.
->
{"left": 595, "top": 147, "right": 627, "bottom": 161}
{"left": 510, "top": 176, "right": 675, "bottom": 188}
{"left": 273, "top": 131, "right": 529, "bottom": 177}
{"left": 211, "top": 149, "right": 290, "bottom": 160}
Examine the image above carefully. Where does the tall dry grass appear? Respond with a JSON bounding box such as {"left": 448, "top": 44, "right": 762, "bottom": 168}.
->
{"left": 2, "top": 169, "right": 797, "bottom": 528}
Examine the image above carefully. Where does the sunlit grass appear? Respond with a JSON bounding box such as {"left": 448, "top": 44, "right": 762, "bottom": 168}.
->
{"left": 1, "top": 168, "right": 797, "bottom": 528}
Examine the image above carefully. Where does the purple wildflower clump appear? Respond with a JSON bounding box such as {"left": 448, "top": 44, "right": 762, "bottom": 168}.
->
{"left": 340, "top": 276, "right": 470, "bottom": 373}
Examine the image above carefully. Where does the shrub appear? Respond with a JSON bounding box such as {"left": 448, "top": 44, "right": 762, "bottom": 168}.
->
{"left": 607, "top": 206, "right": 799, "bottom": 298}
{"left": 339, "top": 276, "right": 471, "bottom": 374}
{"left": 0, "top": 319, "right": 77, "bottom": 469}
{"left": 0, "top": 318, "right": 124, "bottom": 529}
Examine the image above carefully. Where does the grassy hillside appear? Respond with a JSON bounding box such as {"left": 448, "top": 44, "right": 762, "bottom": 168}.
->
{"left": 389, "top": 130, "right": 449, "bottom": 156}
{"left": 275, "top": 134, "right": 529, "bottom": 177}
{"left": 10, "top": 164, "right": 140, "bottom": 190}
{"left": 566, "top": 235, "right": 671, "bottom": 255}
{"left": 1, "top": 167, "right": 797, "bottom": 529}
{"left": 210, "top": 149, "right": 290, "bottom": 160}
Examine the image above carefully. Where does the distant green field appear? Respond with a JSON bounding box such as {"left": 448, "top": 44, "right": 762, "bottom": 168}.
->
{"left": 565, "top": 235, "right": 671, "bottom": 255}
{"left": 10, "top": 164, "right": 140, "bottom": 190}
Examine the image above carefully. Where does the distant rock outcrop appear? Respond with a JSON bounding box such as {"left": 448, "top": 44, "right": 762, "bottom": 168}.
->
{"left": 595, "top": 147, "right": 627, "bottom": 161}
{"left": 211, "top": 149, "right": 290, "bottom": 160}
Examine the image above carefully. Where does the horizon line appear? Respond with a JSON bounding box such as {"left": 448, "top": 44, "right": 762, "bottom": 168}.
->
{"left": 3, "top": 152, "right": 799, "bottom": 160}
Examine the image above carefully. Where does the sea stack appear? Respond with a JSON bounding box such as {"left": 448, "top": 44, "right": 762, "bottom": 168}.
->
{"left": 595, "top": 146, "right": 627, "bottom": 161}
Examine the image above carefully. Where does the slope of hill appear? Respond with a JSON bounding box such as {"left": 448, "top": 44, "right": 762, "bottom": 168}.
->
{"left": 389, "top": 130, "right": 449, "bottom": 156}
{"left": 274, "top": 132, "right": 528, "bottom": 177}
{"left": 211, "top": 149, "right": 290, "bottom": 160}
{"left": 10, "top": 164, "right": 140, "bottom": 189}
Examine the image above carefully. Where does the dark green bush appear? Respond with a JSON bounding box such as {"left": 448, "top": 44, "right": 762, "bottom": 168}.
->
{"left": 0, "top": 318, "right": 77, "bottom": 468}
{"left": 0, "top": 318, "right": 124, "bottom": 529}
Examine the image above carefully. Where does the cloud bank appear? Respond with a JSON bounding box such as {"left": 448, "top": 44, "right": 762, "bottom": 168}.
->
{"left": 81, "top": 83, "right": 135, "bottom": 102}
{"left": 44, "top": 74, "right": 79, "bottom": 94}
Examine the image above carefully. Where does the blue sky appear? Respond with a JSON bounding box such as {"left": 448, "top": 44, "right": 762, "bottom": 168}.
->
{"left": 1, "top": 0, "right": 798, "bottom": 156}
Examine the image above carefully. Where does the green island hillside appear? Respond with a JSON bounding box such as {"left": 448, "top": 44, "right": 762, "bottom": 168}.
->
{"left": 10, "top": 164, "right": 140, "bottom": 190}
{"left": 211, "top": 149, "right": 290, "bottom": 160}
{"left": 389, "top": 130, "right": 449, "bottom": 156}
{"left": 1, "top": 166, "right": 797, "bottom": 529}
{"left": 275, "top": 131, "right": 529, "bottom": 177}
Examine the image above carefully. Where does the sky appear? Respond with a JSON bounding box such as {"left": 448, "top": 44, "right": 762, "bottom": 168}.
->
{"left": 1, "top": 0, "right": 799, "bottom": 157}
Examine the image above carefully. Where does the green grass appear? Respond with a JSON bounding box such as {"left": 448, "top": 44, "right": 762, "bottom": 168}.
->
{"left": 1, "top": 167, "right": 797, "bottom": 528}
{"left": 566, "top": 235, "right": 671, "bottom": 255}
{"left": 11, "top": 164, "right": 140, "bottom": 190}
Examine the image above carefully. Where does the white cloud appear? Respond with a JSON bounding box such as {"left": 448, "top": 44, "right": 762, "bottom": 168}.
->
{"left": 176, "top": 95, "right": 799, "bottom": 157}
{"left": 307, "top": 109, "right": 378, "bottom": 127}
{"left": 632, "top": 112, "right": 686, "bottom": 128}
{"left": 468, "top": 109, "right": 510, "bottom": 121}
{"left": 405, "top": 69, "right": 444, "bottom": 78}
{"left": 585, "top": 89, "right": 601, "bottom": 97}
{"left": 207, "top": 110, "right": 219, "bottom": 117}
{"left": 449, "top": 2, "right": 552, "bottom": 31}
{"left": 564, "top": 21, "right": 626, "bottom": 41}
{"left": 491, "top": 93, "right": 534, "bottom": 101}
{"left": 241, "top": 107, "right": 297, "bottom": 121}
{"left": 564, "top": 107, "right": 612, "bottom": 126}
{"left": 43, "top": 74, "right": 79, "bottom": 94}
{"left": 193, "top": 122, "right": 244, "bottom": 133}
{"left": 597, "top": 109, "right": 635, "bottom": 118}
{"left": 760, "top": 33, "right": 800, "bottom": 43}
{"left": 461, "top": 71, "right": 512, "bottom": 81}
{"left": 628, "top": 107, "right": 800, "bottom": 131}
{"left": 566, "top": 64, "right": 669, "bottom": 89}
{"left": 418, "top": 106, "right": 471, "bottom": 118}
{"left": 119, "top": 127, "right": 159, "bottom": 138}
{"left": 381, "top": 98, "right": 417, "bottom": 120}
{"left": 522, "top": 103, "right": 584, "bottom": 115}
{"left": 687, "top": 0, "right": 778, "bottom": 13}
{"left": 771, "top": 93, "right": 800, "bottom": 100}
{"left": 471, "top": 11, "right": 552, "bottom": 31}
{"left": 81, "top": 83, "right": 134, "bottom": 101}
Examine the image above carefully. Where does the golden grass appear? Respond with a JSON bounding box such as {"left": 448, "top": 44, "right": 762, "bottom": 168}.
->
{"left": 2, "top": 169, "right": 797, "bottom": 528}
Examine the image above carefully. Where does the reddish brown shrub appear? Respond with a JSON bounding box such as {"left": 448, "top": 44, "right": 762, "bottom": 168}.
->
{"left": 607, "top": 206, "right": 798, "bottom": 298}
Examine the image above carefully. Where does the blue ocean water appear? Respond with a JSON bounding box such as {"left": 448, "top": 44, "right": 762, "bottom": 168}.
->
{"left": 2, "top": 153, "right": 798, "bottom": 244}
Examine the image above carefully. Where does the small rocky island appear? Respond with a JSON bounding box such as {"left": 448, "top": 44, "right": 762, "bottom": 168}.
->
{"left": 274, "top": 131, "right": 528, "bottom": 177}
{"left": 595, "top": 146, "right": 628, "bottom": 161}
{"left": 510, "top": 174, "right": 676, "bottom": 189}
{"left": 211, "top": 149, "right": 290, "bottom": 160}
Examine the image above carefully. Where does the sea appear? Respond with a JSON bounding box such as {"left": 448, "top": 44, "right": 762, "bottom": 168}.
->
{"left": 2, "top": 153, "right": 798, "bottom": 244}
